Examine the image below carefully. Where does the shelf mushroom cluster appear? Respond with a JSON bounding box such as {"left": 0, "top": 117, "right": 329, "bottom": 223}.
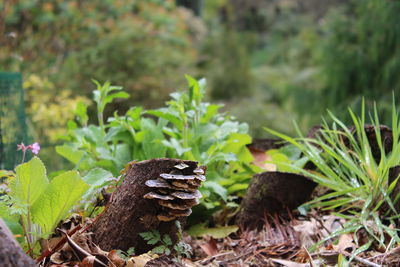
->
{"left": 144, "top": 163, "right": 206, "bottom": 222}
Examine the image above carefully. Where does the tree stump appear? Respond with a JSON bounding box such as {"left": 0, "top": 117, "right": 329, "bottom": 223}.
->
{"left": 236, "top": 171, "right": 317, "bottom": 230}
{"left": 91, "top": 158, "right": 204, "bottom": 254}
{"left": 0, "top": 219, "right": 36, "bottom": 267}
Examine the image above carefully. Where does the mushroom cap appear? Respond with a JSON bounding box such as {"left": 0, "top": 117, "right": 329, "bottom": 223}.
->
{"left": 195, "top": 175, "right": 206, "bottom": 182}
{"left": 174, "top": 163, "right": 190, "bottom": 170}
{"left": 158, "top": 200, "right": 192, "bottom": 210}
{"left": 171, "top": 181, "right": 198, "bottom": 190}
{"left": 144, "top": 192, "right": 174, "bottom": 200}
{"left": 171, "top": 190, "right": 202, "bottom": 200}
{"left": 187, "top": 179, "right": 202, "bottom": 187}
{"left": 157, "top": 214, "right": 176, "bottom": 222}
{"left": 145, "top": 179, "right": 174, "bottom": 189}
{"left": 168, "top": 208, "right": 192, "bottom": 217}
{"left": 160, "top": 173, "right": 197, "bottom": 180}
{"left": 193, "top": 168, "right": 205, "bottom": 175}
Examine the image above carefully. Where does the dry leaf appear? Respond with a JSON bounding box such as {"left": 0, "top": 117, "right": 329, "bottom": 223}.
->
{"left": 333, "top": 234, "right": 356, "bottom": 253}
{"left": 107, "top": 250, "right": 125, "bottom": 267}
{"left": 271, "top": 258, "right": 310, "bottom": 267}
{"left": 199, "top": 237, "right": 219, "bottom": 256}
{"left": 126, "top": 253, "right": 158, "bottom": 267}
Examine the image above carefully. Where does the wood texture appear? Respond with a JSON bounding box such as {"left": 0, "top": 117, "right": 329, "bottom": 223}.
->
{"left": 91, "top": 158, "right": 198, "bottom": 253}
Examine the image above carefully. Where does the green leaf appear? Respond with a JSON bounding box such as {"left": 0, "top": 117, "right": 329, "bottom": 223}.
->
{"left": 104, "top": 91, "right": 130, "bottom": 105}
{"left": 75, "top": 101, "right": 88, "bottom": 126}
{"left": 82, "top": 168, "right": 113, "bottom": 187}
{"left": 11, "top": 157, "right": 48, "bottom": 208}
{"left": 187, "top": 223, "right": 239, "bottom": 238}
{"left": 152, "top": 245, "right": 166, "bottom": 254}
{"left": 162, "top": 235, "right": 172, "bottom": 246}
{"left": 56, "top": 145, "right": 85, "bottom": 165}
{"left": 204, "top": 181, "right": 228, "bottom": 201}
{"left": 185, "top": 74, "right": 201, "bottom": 104}
{"left": 31, "top": 171, "right": 89, "bottom": 235}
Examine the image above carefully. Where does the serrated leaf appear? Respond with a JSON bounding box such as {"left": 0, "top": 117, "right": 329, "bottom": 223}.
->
{"left": 162, "top": 235, "right": 172, "bottom": 246}
{"left": 31, "top": 171, "right": 89, "bottom": 235}
{"left": 11, "top": 157, "right": 48, "bottom": 208}
{"left": 152, "top": 245, "right": 166, "bottom": 254}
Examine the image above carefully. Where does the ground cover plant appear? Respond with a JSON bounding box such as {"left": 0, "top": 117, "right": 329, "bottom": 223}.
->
{"left": 57, "top": 76, "right": 259, "bottom": 221}
{"left": 266, "top": 100, "right": 400, "bottom": 256}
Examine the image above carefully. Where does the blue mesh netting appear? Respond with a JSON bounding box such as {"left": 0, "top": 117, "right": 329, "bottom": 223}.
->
{"left": 0, "top": 72, "right": 29, "bottom": 169}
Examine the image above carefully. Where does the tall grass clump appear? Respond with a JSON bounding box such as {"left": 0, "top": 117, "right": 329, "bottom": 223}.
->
{"left": 266, "top": 100, "right": 400, "bottom": 252}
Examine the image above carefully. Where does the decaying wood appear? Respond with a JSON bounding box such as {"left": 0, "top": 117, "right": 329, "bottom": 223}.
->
{"left": 236, "top": 171, "right": 317, "bottom": 230}
{"left": 247, "top": 138, "right": 285, "bottom": 152}
{"left": 91, "top": 158, "right": 203, "bottom": 253}
{"left": 0, "top": 219, "right": 36, "bottom": 267}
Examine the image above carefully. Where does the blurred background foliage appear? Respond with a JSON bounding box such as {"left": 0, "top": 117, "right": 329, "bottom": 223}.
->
{"left": 1, "top": 0, "right": 400, "bottom": 166}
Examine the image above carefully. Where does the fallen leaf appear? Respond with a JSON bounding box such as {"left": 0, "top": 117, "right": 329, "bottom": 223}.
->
{"left": 126, "top": 253, "right": 158, "bottom": 267}
{"left": 249, "top": 147, "right": 276, "bottom": 171}
{"left": 199, "top": 237, "right": 219, "bottom": 256}
{"left": 108, "top": 250, "right": 125, "bottom": 267}
{"left": 271, "top": 258, "right": 310, "bottom": 267}
{"left": 80, "top": 255, "right": 95, "bottom": 267}
{"left": 333, "top": 234, "right": 356, "bottom": 253}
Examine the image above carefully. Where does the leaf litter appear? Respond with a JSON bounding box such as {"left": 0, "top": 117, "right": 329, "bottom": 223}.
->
{"left": 33, "top": 208, "right": 400, "bottom": 267}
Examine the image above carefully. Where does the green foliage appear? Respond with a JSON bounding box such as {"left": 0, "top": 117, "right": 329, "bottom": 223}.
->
{"left": 266, "top": 144, "right": 308, "bottom": 173}
{"left": 2, "top": 0, "right": 199, "bottom": 108}
{"left": 266, "top": 100, "right": 400, "bottom": 251}
{"left": 59, "top": 77, "right": 257, "bottom": 217}
{"left": 0, "top": 157, "right": 91, "bottom": 251}
{"left": 319, "top": 0, "right": 400, "bottom": 117}
{"left": 140, "top": 230, "right": 173, "bottom": 255}
{"left": 139, "top": 229, "right": 192, "bottom": 258}
{"left": 116, "top": 247, "right": 136, "bottom": 261}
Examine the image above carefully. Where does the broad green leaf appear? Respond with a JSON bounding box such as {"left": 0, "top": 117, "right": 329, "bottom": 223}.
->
{"left": 146, "top": 109, "right": 183, "bottom": 130}
{"left": 82, "top": 168, "right": 113, "bottom": 187}
{"left": 31, "top": 171, "right": 89, "bottom": 235}
{"left": 187, "top": 223, "right": 238, "bottom": 238}
{"left": 56, "top": 145, "right": 85, "bottom": 165}
{"left": 204, "top": 181, "right": 228, "bottom": 201}
{"left": 227, "top": 183, "right": 248, "bottom": 194}
{"left": 11, "top": 157, "right": 48, "bottom": 207}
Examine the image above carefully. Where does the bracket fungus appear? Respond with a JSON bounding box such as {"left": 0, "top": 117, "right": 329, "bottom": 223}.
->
{"left": 145, "top": 164, "right": 206, "bottom": 222}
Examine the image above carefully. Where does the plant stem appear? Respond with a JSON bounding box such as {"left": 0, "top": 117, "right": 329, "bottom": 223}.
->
{"left": 21, "top": 150, "right": 26, "bottom": 163}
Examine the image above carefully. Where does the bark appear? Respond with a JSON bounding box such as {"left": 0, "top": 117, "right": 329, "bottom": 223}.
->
{"left": 236, "top": 171, "right": 317, "bottom": 230}
{"left": 0, "top": 219, "right": 36, "bottom": 267}
{"left": 247, "top": 138, "right": 285, "bottom": 152}
{"left": 91, "top": 158, "right": 199, "bottom": 254}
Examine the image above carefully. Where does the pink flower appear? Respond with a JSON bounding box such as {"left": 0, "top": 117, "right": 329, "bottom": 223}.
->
{"left": 17, "top": 143, "right": 27, "bottom": 152}
{"left": 17, "top": 142, "right": 40, "bottom": 155}
{"left": 30, "top": 142, "right": 40, "bottom": 155}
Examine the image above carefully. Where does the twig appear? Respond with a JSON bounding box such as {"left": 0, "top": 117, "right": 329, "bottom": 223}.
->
{"left": 197, "top": 251, "right": 234, "bottom": 265}
{"left": 341, "top": 251, "right": 381, "bottom": 267}
{"left": 35, "top": 224, "right": 82, "bottom": 263}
